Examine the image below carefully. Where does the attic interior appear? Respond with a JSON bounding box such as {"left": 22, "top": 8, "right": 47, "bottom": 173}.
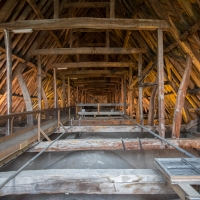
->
{"left": 0, "top": 0, "right": 200, "bottom": 199}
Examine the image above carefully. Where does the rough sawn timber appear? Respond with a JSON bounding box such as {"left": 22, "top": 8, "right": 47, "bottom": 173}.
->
{"left": 0, "top": 169, "right": 174, "bottom": 195}
{"left": 29, "top": 138, "right": 200, "bottom": 152}
{"left": 0, "top": 18, "right": 170, "bottom": 31}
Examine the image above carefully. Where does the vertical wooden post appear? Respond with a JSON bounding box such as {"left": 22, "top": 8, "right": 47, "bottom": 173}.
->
{"left": 157, "top": 28, "right": 165, "bottom": 139}
{"left": 172, "top": 54, "right": 192, "bottom": 138}
{"left": 123, "top": 74, "right": 126, "bottom": 115}
{"left": 77, "top": 86, "right": 79, "bottom": 104}
{"left": 138, "top": 53, "right": 144, "bottom": 128}
{"left": 41, "top": 86, "right": 49, "bottom": 120}
{"left": 68, "top": 77, "right": 70, "bottom": 107}
{"left": 148, "top": 85, "right": 157, "bottom": 126}
{"left": 121, "top": 77, "right": 123, "bottom": 111}
{"left": 128, "top": 66, "right": 133, "bottom": 117}
{"left": 53, "top": 68, "right": 57, "bottom": 109}
{"left": 4, "top": 30, "right": 12, "bottom": 135}
{"left": 62, "top": 75, "right": 66, "bottom": 107}
{"left": 37, "top": 55, "right": 42, "bottom": 142}
{"left": 54, "top": 0, "right": 59, "bottom": 19}
{"left": 110, "top": 0, "right": 115, "bottom": 18}
{"left": 105, "top": 6, "right": 110, "bottom": 64}
{"left": 68, "top": 77, "right": 70, "bottom": 120}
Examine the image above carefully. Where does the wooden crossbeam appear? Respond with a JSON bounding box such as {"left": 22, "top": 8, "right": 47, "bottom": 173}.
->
{"left": 52, "top": 62, "right": 134, "bottom": 69}
{"left": 187, "top": 88, "right": 200, "bottom": 95}
{"left": 29, "top": 138, "right": 200, "bottom": 152}
{"left": 0, "top": 18, "right": 170, "bottom": 31}
{"left": 32, "top": 48, "right": 145, "bottom": 55}
{"left": 64, "top": 2, "right": 110, "bottom": 8}
{"left": 0, "top": 169, "right": 174, "bottom": 195}
{"left": 189, "top": 108, "right": 200, "bottom": 113}
{"left": 63, "top": 70, "right": 128, "bottom": 75}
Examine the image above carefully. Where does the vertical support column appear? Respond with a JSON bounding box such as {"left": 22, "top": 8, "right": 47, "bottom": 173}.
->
{"left": 138, "top": 53, "right": 144, "bottom": 129}
{"left": 77, "top": 86, "right": 79, "bottom": 104}
{"left": 105, "top": 6, "right": 110, "bottom": 64}
{"left": 53, "top": 68, "right": 57, "bottom": 109}
{"left": 4, "top": 30, "right": 12, "bottom": 135}
{"left": 110, "top": 0, "right": 115, "bottom": 18}
{"left": 67, "top": 77, "right": 70, "bottom": 107}
{"left": 128, "top": 66, "right": 133, "bottom": 117}
{"left": 121, "top": 77, "right": 123, "bottom": 111}
{"left": 68, "top": 77, "right": 71, "bottom": 119}
{"left": 123, "top": 74, "right": 126, "bottom": 115}
{"left": 54, "top": 0, "right": 59, "bottom": 19}
{"left": 37, "top": 55, "right": 42, "bottom": 142}
{"left": 157, "top": 28, "right": 165, "bottom": 139}
{"left": 62, "top": 75, "right": 66, "bottom": 107}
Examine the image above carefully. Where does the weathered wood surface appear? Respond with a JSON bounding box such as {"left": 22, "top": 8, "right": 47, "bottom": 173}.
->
{"left": 64, "top": 70, "right": 128, "bottom": 75}
{"left": 58, "top": 125, "right": 156, "bottom": 133}
{"left": 64, "top": 2, "right": 110, "bottom": 8}
{"left": 189, "top": 108, "right": 200, "bottom": 113}
{"left": 52, "top": 62, "right": 134, "bottom": 68}
{"left": 29, "top": 138, "right": 200, "bottom": 152}
{"left": 172, "top": 55, "right": 192, "bottom": 138}
{"left": 0, "top": 169, "right": 174, "bottom": 195}
{"left": 0, "top": 18, "right": 170, "bottom": 31}
{"left": 32, "top": 48, "right": 145, "bottom": 55}
{"left": 187, "top": 88, "right": 200, "bottom": 95}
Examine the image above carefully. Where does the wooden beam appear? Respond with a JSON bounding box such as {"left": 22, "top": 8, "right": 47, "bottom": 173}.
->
{"left": 138, "top": 53, "right": 144, "bottom": 128}
{"left": 29, "top": 138, "right": 200, "bottom": 152}
{"left": 148, "top": 85, "right": 157, "bottom": 126}
{"left": 67, "top": 77, "right": 70, "bottom": 107}
{"left": 157, "top": 29, "right": 165, "bottom": 139}
{"left": 37, "top": 55, "right": 42, "bottom": 110}
{"left": 0, "top": 169, "right": 173, "bottom": 195}
{"left": 110, "top": 0, "right": 115, "bottom": 18}
{"left": 63, "top": 70, "right": 127, "bottom": 75}
{"left": 0, "top": 18, "right": 170, "bottom": 31}
{"left": 172, "top": 55, "right": 192, "bottom": 138}
{"left": 58, "top": 125, "right": 154, "bottom": 133}
{"left": 17, "top": 73, "right": 34, "bottom": 126}
{"left": 32, "top": 48, "right": 146, "bottom": 55}
{"left": 64, "top": 2, "right": 110, "bottom": 8}
{"left": 54, "top": 0, "right": 59, "bottom": 19}
{"left": 187, "top": 88, "right": 200, "bottom": 95}
{"left": 66, "top": 74, "right": 123, "bottom": 78}
{"left": 189, "top": 108, "right": 200, "bottom": 113}
{"left": 53, "top": 68, "right": 57, "bottom": 108}
{"left": 4, "top": 30, "right": 12, "bottom": 136}
{"left": 52, "top": 62, "right": 134, "bottom": 69}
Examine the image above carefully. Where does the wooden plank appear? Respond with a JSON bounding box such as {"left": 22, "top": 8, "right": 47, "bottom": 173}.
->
{"left": 58, "top": 125, "right": 155, "bottom": 133}
{"left": 172, "top": 55, "right": 192, "bottom": 138}
{"left": 54, "top": 0, "right": 59, "bottom": 19}
{"left": 29, "top": 138, "right": 200, "bottom": 152}
{"left": 0, "top": 169, "right": 174, "bottom": 195}
{"left": 0, "top": 18, "right": 170, "bottom": 31}
{"left": 37, "top": 55, "right": 42, "bottom": 110}
{"left": 64, "top": 2, "right": 110, "bottom": 8}
{"left": 78, "top": 111, "right": 123, "bottom": 115}
{"left": 32, "top": 47, "right": 146, "bottom": 55}
{"left": 52, "top": 62, "right": 134, "bottom": 69}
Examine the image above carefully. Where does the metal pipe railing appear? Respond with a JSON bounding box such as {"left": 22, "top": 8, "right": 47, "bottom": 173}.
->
{"left": 124, "top": 115, "right": 196, "bottom": 158}
{"left": 0, "top": 119, "right": 79, "bottom": 190}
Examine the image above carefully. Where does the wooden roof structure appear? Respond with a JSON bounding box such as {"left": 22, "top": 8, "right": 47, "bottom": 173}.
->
{"left": 0, "top": 0, "right": 199, "bottom": 125}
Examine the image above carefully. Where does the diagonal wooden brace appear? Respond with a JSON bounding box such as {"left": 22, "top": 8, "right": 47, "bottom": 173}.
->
{"left": 40, "top": 128, "right": 51, "bottom": 142}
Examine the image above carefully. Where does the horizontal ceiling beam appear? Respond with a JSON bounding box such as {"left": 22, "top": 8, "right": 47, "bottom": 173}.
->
{"left": 52, "top": 62, "right": 135, "bottom": 69}
{"left": 0, "top": 169, "right": 173, "bottom": 195}
{"left": 32, "top": 48, "right": 146, "bottom": 55}
{"left": 29, "top": 138, "right": 200, "bottom": 152}
{"left": 64, "top": 2, "right": 110, "bottom": 8}
{"left": 67, "top": 74, "right": 123, "bottom": 78}
{"left": 63, "top": 70, "right": 128, "bottom": 75}
{"left": 0, "top": 18, "right": 170, "bottom": 31}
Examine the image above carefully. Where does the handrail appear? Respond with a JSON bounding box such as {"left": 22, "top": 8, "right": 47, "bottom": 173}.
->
{"left": 0, "top": 107, "right": 75, "bottom": 120}
{"left": 124, "top": 115, "right": 196, "bottom": 158}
